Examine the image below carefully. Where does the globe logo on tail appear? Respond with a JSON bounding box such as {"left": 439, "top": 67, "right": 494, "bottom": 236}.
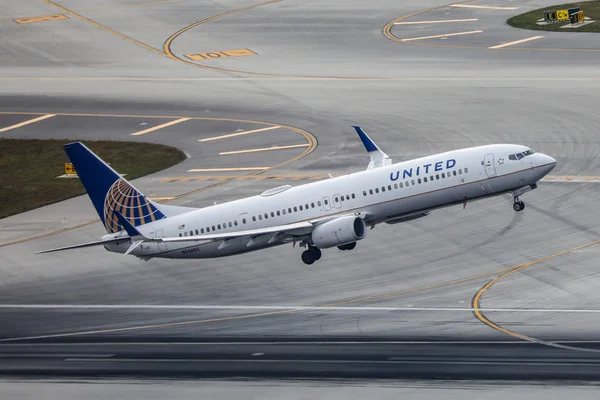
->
{"left": 103, "top": 179, "right": 165, "bottom": 233}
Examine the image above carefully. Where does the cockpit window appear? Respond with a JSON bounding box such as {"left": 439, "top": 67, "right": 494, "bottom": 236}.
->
{"left": 509, "top": 149, "right": 535, "bottom": 161}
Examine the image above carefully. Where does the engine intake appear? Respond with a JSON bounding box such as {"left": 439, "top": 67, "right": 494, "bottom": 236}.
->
{"left": 311, "top": 216, "right": 367, "bottom": 249}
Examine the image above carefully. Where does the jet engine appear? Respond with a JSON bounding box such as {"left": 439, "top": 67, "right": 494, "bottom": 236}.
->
{"left": 311, "top": 216, "right": 367, "bottom": 249}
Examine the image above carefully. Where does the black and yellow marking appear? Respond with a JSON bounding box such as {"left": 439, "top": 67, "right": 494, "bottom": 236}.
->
{"left": 184, "top": 48, "right": 256, "bottom": 61}
{"left": 14, "top": 14, "right": 68, "bottom": 24}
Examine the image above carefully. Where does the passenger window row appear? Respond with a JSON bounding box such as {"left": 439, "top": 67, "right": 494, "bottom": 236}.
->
{"left": 178, "top": 169, "right": 468, "bottom": 237}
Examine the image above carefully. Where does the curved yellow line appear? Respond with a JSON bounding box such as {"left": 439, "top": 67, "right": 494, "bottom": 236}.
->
{"left": 472, "top": 239, "right": 600, "bottom": 341}
{"left": 382, "top": 0, "right": 600, "bottom": 53}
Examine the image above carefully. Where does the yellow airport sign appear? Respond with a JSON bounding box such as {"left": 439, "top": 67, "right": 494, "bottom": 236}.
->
{"left": 64, "top": 162, "right": 77, "bottom": 175}
{"left": 14, "top": 14, "right": 68, "bottom": 24}
{"left": 571, "top": 10, "right": 585, "bottom": 23}
{"left": 556, "top": 9, "right": 570, "bottom": 21}
{"left": 185, "top": 48, "right": 256, "bottom": 61}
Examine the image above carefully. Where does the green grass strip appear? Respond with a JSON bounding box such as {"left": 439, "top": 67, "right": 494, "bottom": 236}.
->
{"left": 508, "top": 1, "right": 600, "bottom": 32}
{"left": 0, "top": 139, "right": 185, "bottom": 218}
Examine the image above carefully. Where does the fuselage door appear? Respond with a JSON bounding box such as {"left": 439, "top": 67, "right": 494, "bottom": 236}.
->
{"left": 484, "top": 154, "right": 497, "bottom": 178}
{"left": 332, "top": 194, "right": 343, "bottom": 209}
{"left": 322, "top": 196, "right": 331, "bottom": 211}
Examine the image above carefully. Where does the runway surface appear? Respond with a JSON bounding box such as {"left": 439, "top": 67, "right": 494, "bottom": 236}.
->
{"left": 1, "top": 0, "right": 600, "bottom": 394}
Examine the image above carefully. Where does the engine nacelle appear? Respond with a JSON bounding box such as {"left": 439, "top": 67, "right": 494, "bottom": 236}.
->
{"left": 311, "top": 216, "right": 367, "bottom": 249}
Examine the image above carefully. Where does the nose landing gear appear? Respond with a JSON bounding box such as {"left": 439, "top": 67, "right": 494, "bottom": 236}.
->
{"left": 513, "top": 197, "right": 525, "bottom": 212}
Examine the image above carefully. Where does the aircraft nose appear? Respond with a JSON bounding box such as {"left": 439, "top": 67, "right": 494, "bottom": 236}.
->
{"left": 537, "top": 153, "right": 556, "bottom": 172}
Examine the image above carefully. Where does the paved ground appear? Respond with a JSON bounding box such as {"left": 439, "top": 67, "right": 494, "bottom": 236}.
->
{"left": 1, "top": 0, "right": 600, "bottom": 395}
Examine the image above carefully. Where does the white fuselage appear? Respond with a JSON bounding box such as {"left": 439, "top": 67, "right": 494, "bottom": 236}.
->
{"left": 103, "top": 144, "right": 555, "bottom": 259}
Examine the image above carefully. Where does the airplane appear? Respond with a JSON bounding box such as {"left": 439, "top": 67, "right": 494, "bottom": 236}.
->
{"left": 39, "top": 127, "right": 556, "bottom": 265}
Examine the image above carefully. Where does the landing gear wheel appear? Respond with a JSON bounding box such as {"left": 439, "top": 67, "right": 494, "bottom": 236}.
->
{"left": 312, "top": 247, "right": 322, "bottom": 261}
{"left": 513, "top": 201, "right": 525, "bottom": 212}
{"left": 301, "top": 250, "right": 315, "bottom": 265}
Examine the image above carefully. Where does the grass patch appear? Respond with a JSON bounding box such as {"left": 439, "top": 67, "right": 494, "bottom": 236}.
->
{"left": 0, "top": 139, "right": 186, "bottom": 219}
{"left": 507, "top": 1, "right": 600, "bottom": 32}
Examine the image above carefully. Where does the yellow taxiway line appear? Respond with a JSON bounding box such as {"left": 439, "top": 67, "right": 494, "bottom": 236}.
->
{"left": 199, "top": 125, "right": 281, "bottom": 142}
{"left": 401, "top": 30, "right": 482, "bottom": 41}
{"left": 187, "top": 167, "right": 269, "bottom": 172}
{"left": 449, "top": 4, "right": 517, "bottom": 10}
{"left": 130, "top": 117, "right": 190, "bottom": 136}
{"left": 489, "top": 36, "right": 544, "bottom": 49}
{"left": 0, "top": 114, "right": 55, "bottom": 133}
{"left": 219, "top": 144, "right": 310, "bottom": 155}
{"left": 395, "top": 18, "right": 478, "bottom": 25}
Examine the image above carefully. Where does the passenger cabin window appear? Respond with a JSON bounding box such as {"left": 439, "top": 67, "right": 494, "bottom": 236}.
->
{"left": 277, "top": 211, "right": 281, "bottom": 216}
{"left": 271, "top": 212, "right": 275, "bottom": 217}
{"left": 351, "top": 194, "right": 355, "bottom": 199}
{"left": 252, "top": 216, "right": 256, "bottom": 221}
{"left": 465, "top": 168, "right": 468, "bottom": 173}
{"left": 195, "top": 229, "right": 199, "bottom": 235}
{"left": 318, "top": 201, "right": 322, "bottom": 206}
{"left": 424, "top": 177, "right": 427, "bottom": 182}
{"left": 363, "top": 191, "right": 367, "bottom": 196}
{"left": 369, "top": 189, "right": 373, "bottom": 195}
{"left": 242, "top": 218, "right": 246, "bottom": 224}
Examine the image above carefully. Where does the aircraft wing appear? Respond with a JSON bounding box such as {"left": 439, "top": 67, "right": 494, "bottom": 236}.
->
{"left": 353, "top": 126, "right": 391, "bottom": 169}
{"left": 36, "top": 236, "right": 130, "bottom": 254}
{"left": 160, "top": 220, "right": 314, "bottom": 244}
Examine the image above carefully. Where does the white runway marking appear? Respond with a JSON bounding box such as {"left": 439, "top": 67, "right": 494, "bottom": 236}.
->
{"left": 5, "top": 340, "right": 600, "bottom": 346}
{"left": 401, "top": 30, "right": 483, "bottom": 41}
{"left": 395, "top": 18, "right": 478, "bottom": 25}
{"left": 1, "top": 304, "right": 600, "bottom": 313}
{"left": 489, "top": 36, "right": 544, "bottom": 49}
{"left": 199, "top": 125, "right": 281, "bottom": 142}
{"left": 0, "top": 114, "right": 55, "bottom": 133}
{"left": 130, "top": 117, "right": 190, "bottom": 135}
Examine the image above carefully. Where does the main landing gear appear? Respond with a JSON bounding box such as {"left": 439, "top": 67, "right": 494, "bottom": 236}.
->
{"left": 301, "top": 246, "right": 322, "bottom": 265}
{"left": 513, "top": 197, "right": 525, "bottom": 212}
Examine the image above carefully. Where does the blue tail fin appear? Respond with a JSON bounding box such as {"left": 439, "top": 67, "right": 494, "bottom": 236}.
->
{"left": 64, "top": 142, "right": 166, "bottom": 234}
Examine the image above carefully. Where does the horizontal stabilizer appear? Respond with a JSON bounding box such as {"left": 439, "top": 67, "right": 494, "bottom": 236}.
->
{"left": 36, "top": 237, "right": 129, "bottom": 254}
{"left": 352, "top": 126, "right": 391, "bottom": 169}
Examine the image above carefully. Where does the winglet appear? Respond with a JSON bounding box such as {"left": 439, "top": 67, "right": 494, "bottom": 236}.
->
{"left": 352, "top": 126, "right": 391, "bottom": 169}
{"left": 353, "top": 126, "right": 379, "bottom": 153}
